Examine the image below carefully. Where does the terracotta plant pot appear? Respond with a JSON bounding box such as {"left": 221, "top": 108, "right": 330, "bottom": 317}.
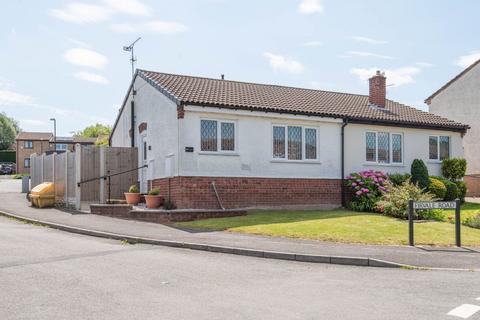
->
{"left": 124, "top": 192, "right": 141, "bottom": 205}
{"left": 144, "top": 195, "right": 164, "bottom": 209}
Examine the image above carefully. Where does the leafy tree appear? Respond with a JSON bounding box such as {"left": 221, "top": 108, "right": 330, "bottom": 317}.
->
{"left": 75, "top": 123, "right": 111, "bottom": 146}
{"left": 441, "top": 158, "right": 467, "bottom": 181}
{"left": 410, "top": 159, "right": 429, "bottom": 190}
{"left": 0, "top": 113, "right": 20, "bottom": 150}
{"left": 75, "top": 123, "right": 111, "bottom": 138}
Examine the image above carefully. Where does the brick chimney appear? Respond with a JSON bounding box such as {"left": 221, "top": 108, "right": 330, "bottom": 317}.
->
{"left": 369, "top": 70, "right": 386, "bottom": 108}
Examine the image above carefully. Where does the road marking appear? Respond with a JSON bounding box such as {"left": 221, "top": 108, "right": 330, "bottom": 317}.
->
{"left": 447, "top": 304, "right": 480, "bottom": 318}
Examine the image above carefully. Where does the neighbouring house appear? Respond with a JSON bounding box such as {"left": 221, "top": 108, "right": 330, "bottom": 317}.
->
{"left": 110, "top": 69, "right": 468, "bottom": 209}
{"left": 15, "top": 132, "right": 96, "bottom": 174}
{"left": 426, "top": 58, "right": 480, "bottom": 196}
{"left": 52, "top": 136, "right": 97, "bottom": 153}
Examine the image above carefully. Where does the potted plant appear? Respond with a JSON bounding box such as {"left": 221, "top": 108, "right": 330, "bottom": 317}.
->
{"left": 124, "top": 185, "right": 141, "bottom": 205}
{"left": 144, "top": 188, "right": 163, "bottom": 209}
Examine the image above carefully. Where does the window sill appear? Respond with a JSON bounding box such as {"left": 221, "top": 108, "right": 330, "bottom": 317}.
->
{"left": 198, "top": 151, "right": 239, "bottom": 156}
{"left": 363, "top": 162, "right": 405, "bottom": 167}
{"left": 427, "top": 160, "right": 442, "bottom": 164}
{"left": 271, "top": 159, "right": 321, "bottom": 164}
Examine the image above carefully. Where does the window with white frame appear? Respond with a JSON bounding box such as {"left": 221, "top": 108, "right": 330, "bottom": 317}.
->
{"left": 272, "top": 125, "right": 318, "bottom": 161}
{"left": 24, "top": 140, "right": 33, "bottom": 149}
{"left": 55, "top": 143, "right": 68, "bottom": 151}
{"left": 200, "top": 119, "right": 235, "bottom": 152}
{"left": 24, "top": 158, "right": 30, "bottom": 168}
{"left": 365, "top": 131, "right": 403, "bottom": 164}
{"left": 429, "top": 135, "right": 450, "bottom": 161}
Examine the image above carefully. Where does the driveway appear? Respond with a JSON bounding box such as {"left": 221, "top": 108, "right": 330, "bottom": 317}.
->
{"left": 0, "top": 177, "right": 21, "bottom": 193}
{"left": 1, "top": 216, "right": 480, "bottom": 320}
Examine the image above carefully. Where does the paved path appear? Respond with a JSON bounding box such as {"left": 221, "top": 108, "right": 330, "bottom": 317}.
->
{"left": 0, "top": 179, "right": 479, "bottom": 269}
{"left": 1, "top": 217, "right": 480, "bottom": 320}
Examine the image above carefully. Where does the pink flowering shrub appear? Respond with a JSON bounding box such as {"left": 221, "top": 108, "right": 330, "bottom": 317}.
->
{"left": 346, "top": 170, "right": 389, "bottom": 212}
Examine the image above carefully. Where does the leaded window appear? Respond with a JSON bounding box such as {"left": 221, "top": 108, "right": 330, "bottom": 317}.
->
{"left": 366, "top": 132, "right": 377, "bottom": 162}
{"left": 288, "top": 126, "right": 302, "bottom": 160}
{"left": 392, "top": 134, "right": 402, "bottom": 163}
{"left": 429, "top": 135, "right": 450, "bottom": 161}
{"left": 221, "top": 122, "right": 235, "bottom": 151}
{"left": 272, "top": 125, "right": 317, "bottom": 161}
{"left": 200, "top": 119, "right": 236, "bottom": 152}
{"left": 439, "top": 136, "right": 450, "bottom": 161}
{"left": 305, "top": 128, "right": 317, "bottom": 160}
{"left": 273, "top": 126, "right": 286, "bottom": 159}
{"left": 201, "top": 120, "right": 217, "bottom": 151}
{"left": 366, "top": 131, "right": 402, "bottom": 164}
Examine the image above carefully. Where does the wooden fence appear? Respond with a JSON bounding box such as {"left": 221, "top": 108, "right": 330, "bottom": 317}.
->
{"left": 30, "top": 145, "right": 138, "bottom": 209}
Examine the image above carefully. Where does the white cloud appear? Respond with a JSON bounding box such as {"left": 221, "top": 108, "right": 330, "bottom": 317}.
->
{"left": 109, "top": 20, "right": 188, "bottom": 34}
{"left": 73, "top": 71, "right": 109, "bottom": 85}
{"left": 352, "top": 36, "right": 387, "bottom": 44}
{"left": 67, "top": 38, "right": 92, "bottom": 49}
{"left": 263, "top": 52, "right": 304, "bottom": 74}
{"left": 415, "top": 62, "right": 434, "bottom": 67}
{"left": 455, "top": 51, "right": 480, "bottom": 68}
{"left": 302, "top": 41, "right": 322, "bottom": 47}
{"left": 102, "top": 0, "right": 151, "bottom": 16}
{"left": 343, "top": 51, "right": 394, "bottom": 60}
{"left": 350, "top": 66, "right": 421, "bottom": 87}
{"left": 64, "top": 48, "right": 108, "bottom": 69}
{"left": 48, "top": 2, "right": 112, "bottom": 24}
{"left": 20, "top": 119, "right": 47, "bottom": 126}
{"left": 298, "top": 0, "right": 323, "bottom": 14}
{"left": 0, "top": 90, "right": 36, "bottom": 106}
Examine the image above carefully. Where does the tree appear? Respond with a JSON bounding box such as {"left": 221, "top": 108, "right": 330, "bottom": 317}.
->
{"left": 410, "top": 159, "right": 429, "bottom": 190}
{"left": 75, "top": 123, "right": 111, "bottom": 146}
{"left": 0, "top": 113, "right": 20, "bottom": 150}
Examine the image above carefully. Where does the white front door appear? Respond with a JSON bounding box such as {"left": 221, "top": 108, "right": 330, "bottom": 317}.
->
{"left": 140, "top": 134, "right": 148, "bottom": 193}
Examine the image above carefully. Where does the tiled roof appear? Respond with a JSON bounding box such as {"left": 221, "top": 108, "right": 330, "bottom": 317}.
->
{"left": 16, "top": 132, "right": 52, "bottom": 141}
{"left": 425, "top": 58, "right": 480, "bottom": 105}
{"left": 137, "top": 69, "right": 469, "bottom": 132}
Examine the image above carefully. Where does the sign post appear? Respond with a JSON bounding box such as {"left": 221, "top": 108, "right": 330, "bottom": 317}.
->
{"left": 409, "top": 199, "right": 461, "bottom": 247}
{"left": 408, "top": 200, "right": 414, "bottom": 246}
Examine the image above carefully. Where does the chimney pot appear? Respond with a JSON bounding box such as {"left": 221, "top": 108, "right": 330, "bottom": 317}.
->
{"left": 369, "top": 71, "right": 386, "bottom": 108}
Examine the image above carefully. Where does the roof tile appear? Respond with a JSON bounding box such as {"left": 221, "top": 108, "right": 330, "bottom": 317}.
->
{"left": 138, "top": 70, "right": 469, "bottom": 131}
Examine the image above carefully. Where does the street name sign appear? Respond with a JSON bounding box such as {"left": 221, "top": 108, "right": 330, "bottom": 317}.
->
{"left": 413, "top": 201, "right": 457, "bottom": 210}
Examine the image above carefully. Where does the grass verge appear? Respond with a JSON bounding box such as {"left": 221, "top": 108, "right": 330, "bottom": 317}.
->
{"left": 178, "top": 208, "right": 480, "bottom": 246}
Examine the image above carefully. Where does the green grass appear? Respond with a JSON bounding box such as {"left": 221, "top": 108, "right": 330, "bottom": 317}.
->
{"left": 178, "top": 208, "right": 480, "bottom": 246}
{"left": 443, "top": 202, "right": 480, "bottom": 223}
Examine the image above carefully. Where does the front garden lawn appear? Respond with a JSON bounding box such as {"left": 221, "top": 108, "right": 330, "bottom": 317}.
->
{"left": 443, "top": 202, "right": 480, "bottom": 222}
{"left": 178, "top": 207, "right": 480, "bottom": 246}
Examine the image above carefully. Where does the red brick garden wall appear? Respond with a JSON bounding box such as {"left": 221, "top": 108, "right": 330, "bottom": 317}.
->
{"left": 151, "top": 176, "right": 342, "bottom": 209}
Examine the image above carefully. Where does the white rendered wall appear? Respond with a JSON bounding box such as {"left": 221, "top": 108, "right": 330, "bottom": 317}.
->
{"left": 179, "top": 106, "right": 343, "bottom": 179}
{"left": 110, "top": 76, "right": 179, "bottom": 179}
{"left": 344, "top": 123, "right": 463, "bottom": 177}
{"left": 428, "top": 63, "right": 480, "bottom": 174}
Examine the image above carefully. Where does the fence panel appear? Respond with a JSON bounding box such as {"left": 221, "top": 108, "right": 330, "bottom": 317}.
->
{"left": 80, "top": 146, "right": 101, "bottom": 202}
{"left": 66, "top": 152, "right": 76, "bottom": 205}
{"left": 105, "top": 147, "right": 138, "bottom": 199}
{"left": 30, "top": 155, "right": 43, "bottom": 189}
{"left": 28, "top": 146, "right": 138, "bottom": 208}
{"left": 43, "top": 154, "right": 54, "bottom": 182}
{"left": 54, "top": 153, "right": 66, "bottom": 203}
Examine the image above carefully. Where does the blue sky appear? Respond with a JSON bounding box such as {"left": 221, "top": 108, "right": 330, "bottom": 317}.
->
{"left": 1, "top": 0, "right": 479, "bottom": 135}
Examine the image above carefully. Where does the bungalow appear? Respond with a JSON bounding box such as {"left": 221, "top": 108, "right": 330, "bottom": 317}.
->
{"left": 110, "top": 69, "right": 468, "bottom": 209}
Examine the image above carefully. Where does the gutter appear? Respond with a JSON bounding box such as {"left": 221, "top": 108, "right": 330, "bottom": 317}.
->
{"left": 341, "top": 118, "right": 348, "bottom": 207}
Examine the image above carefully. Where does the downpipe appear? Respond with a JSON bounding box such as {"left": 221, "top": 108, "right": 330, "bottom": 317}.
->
{"left": 341, "top": 119, "right": 349, "bottom": 208}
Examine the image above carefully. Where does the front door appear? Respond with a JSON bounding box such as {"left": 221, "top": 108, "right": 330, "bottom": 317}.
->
{"left": 140, "top": 134, "right": 148, "bottom": 193}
